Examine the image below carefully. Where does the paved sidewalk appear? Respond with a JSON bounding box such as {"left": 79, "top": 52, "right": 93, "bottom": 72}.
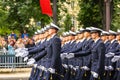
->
{"left": 0, "top": 68, "right": 31, "bottom": 80}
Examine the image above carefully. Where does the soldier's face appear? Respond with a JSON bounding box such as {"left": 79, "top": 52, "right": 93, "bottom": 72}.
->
{"left": 75, "top": 36, "right": 78, "bottom": 40}
{"left": 109, "top": 35, "right": 115, "bottom": 41}
{"left": 116, "top": 35, "right": 120, "bottom": 40}
{"left": 101, "top": 36, "right": 106, "bottom": 41}
{"left": 48, "top": 29, "right": 54, "bottom": 35}
{"left": 84, "top": 32, "right": 90, "bottom": 38}
{"left": 38, "top": 34, "right": 42, "bottom": 39}
{"left": 34, "top": 35, "right": 39, "bottom": 41}
{"left": 45, "top": 31, "right": 49, "bottom": 37}
{"left": 69, "top": 36, "right": 74, "bottom": 40}
{"left": 91, "top": 33, "right": 96, "bottom": 39}
{"left": 78, "top": 33, "right": 84, "bottom": 39}
{"left": 65, "top": 37, "right": 68, "bottom": 41}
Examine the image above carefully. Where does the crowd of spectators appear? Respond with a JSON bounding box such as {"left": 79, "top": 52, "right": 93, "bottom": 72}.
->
{"left": 0, "top": 30, "right": 35, "bottom": 55}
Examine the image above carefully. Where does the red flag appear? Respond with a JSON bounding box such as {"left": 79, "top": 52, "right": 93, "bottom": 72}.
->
{"left": 40, "top": 0, "right": 53, "bottom": 17}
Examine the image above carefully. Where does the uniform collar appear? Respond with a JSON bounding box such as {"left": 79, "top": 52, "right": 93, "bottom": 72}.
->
{"left": 76, "top": 40, "right": 80, "bottom": 43}
{"left": 104, "top": 40, "right": 109, "bottom": 43}
{"left": 35, "top": 40, "right": 41, "bottom": 44}
{"left": 118, "top": 41, "right": 120, "bottom": 44}
{"left": 70, "top": 40, "right": 75, "bottom": 43}
{"left": 86, "top": 37, "right": 91, "bottom": 41}
{"left": 51, "top": 33, "right": 56, "bottom": 39}
{"left": 94, "top": 38, "right": 100, "bottom": 43}
{"left": 111, "top": 39, "right": 116, "bottom": 43}
{"left": 37, "top": 40, "right": 41, "bottom": 43}
{"left": 67, "top": 41, "right": 71, "bottom": 43}
{"left": 47, "top": 37, "right": 51, "bottom": 41}
{"left": 41, "top": 38, "right": 46, "bottom": 43}
{"left": 80, "top": 38, "right": 85, "bottom": 42}
{"left": 65, "top": 41, "right": 69, "bottom": 44}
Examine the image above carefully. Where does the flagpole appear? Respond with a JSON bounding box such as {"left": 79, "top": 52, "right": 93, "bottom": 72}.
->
{"left": 53, "top": 0, "right": 57, "bottom": 25}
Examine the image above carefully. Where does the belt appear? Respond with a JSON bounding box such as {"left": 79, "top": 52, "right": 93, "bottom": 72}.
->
{"left": 41, "top": 58, "right": 52, "bottom": 61}
{"left": 117, "top": 68, "right": 120, "bottom": 71}
{"left": 62, "top": 64, "right": 68, "bottom": 69}
{"left": 37, "top": 65, "right": 48, "bottom": 72}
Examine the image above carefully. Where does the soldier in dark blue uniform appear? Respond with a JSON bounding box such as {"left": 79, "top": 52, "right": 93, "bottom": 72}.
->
{"left": 28, "top": 28, "right": 48, "bottom": 80}
{"left": 31, "top": 23, "right": 62, "bottom": 80}
{"left": 61, "top": 31, "right": 75, "bottom": 53}
{"left": 109, "top": 30, "right": 120, "bottom": 80}
{"left": 101, "top": 30, "right": 110, "bottom": 48}
{"left": 43, "top": 23, "right": 62, "bottom": 80}
{"left": 100, "top": 30, "right": 111, "bottom": 80}
{"left": 66, "top": 27, "right": 105, "bottom": 80}
{"left": 60, "top": 32, "right": 71, "bottom": 80}
{"left": 114, "top": 32, "right": 120, "bottom": 80}
{"left": 61, "top": 28, "right": 86, "bottom": 80}
{"left": 32, "top": 26, "right": 50, "bottom": 80}
{"left": 105, "top": 30, "right": 118, "bottom": 80}
{"left": 80, "top": 28, "right": 93, "bottom": 80}
{"left": 67, "top": 29, "right": 86, "bottom": 80}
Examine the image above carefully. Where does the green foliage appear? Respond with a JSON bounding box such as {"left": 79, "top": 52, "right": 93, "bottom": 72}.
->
{"left": 64, "top": 14, "right": 72, "bottom": 31}
{"left": 0, "top": 0, "right": 52, "bottom": 36}
{"left": 78, "top": 0, "right": 103, "bottom": 29}
{"left": 111, "top": 0, "right": 120, "bottom": 31}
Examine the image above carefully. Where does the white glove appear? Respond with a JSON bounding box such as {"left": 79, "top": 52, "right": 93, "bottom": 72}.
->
{"left": 66, "top": 53, "right": 74, "bottom": 59}
{"left": 111, "top": 56, "right": 120, "bottom": 62}
{"left": 69, "top": 65, "right": 73, "bottom": 69}
{"left": 73, "top": 67, "right": 77, "bottom": 71}
{"left": 105, "top": 52, "right": 115, "bottom": 57}
{"left": 15, "top": 52, "right": 23, "bottom": 57}
{"left": 27, "top": 58, "right": 35, "bottom": 65}
{"left": 38, "top": 66, "right": 47, "bottom": 72}
{"left": 21, "top": 51, "right": 29, "bottom": 57}
{"left": 34, "top": 64, "right": 37, "bottom": 68}
{"left": 105, "top": 66, "right": 109, "bottom": 70}
{"left": 15, "top": 48, "right": 22, "bottom": 53}
{"left": 60, "top": 53, "right": 68, "bottom": 59}
{"left": 41, "top": 66, "right": 46, "bottom": 71}
{"left": 22, "top": 48, "right": 28, "bottom": 51}
{"left": 48, "top": 68, "right": 55, "bottom": 74}
{"left": 108, "top": 66, "right": 114, "bottom": 70}
{"left": 24, "top": 57, "right": 28, "bottom": 61}
{"left": 75, "top": 66, "right": 79, "bottom": 70}
{"left": 15, "top": 49, "right": 26, "bottom": 57}
{"left": 83, "top": 66, "right": 90, "bottom": 71}
{"left": 91, "top": 71, "right": 98, "bottom": 78}
{"left": 62, "top": 64, "right": 68, "bottom": 69}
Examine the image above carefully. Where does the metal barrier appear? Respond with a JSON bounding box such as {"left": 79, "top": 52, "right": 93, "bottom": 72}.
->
{"left": 0, "top": 50, "right": 29, "bottom": 68}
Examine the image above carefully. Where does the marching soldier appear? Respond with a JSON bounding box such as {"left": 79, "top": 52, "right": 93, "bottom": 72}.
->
{"left": 80, "top": 28, "right": 93, "bottom": 80}
{"left": 108, "top": 30, "right": 120, "bottom": 80}
{"left": 60, "top": 32, "right": 70, "bottom": 80}
{"left": 67, "top": 29, "right": 86, "bottom": 80}
{"left": 31, "top": 23, "right": 62, "bottom": 80}
{"left": 105, "top": 30, "right": 118, "bottom": 80}
{"left": 101, "top": 30, "right": 110, "bottom": 48}
{"left": 65, "top": 27, "right": 105, "bottom": 80}
{"left": 61, "top": 28, "right": 86, "bottom": 80}
{"left": 114, "top": 30, "right": 120, "bottom": 80}
{"left": 15, "top": 25, "right": 120, "bottom": 80}
{"left": 100, "top": 30, "right": 110, "bottom": 80}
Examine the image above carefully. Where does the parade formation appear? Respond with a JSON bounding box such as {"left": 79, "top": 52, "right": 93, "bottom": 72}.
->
{"left": 15, "top": 23, "right": 120, "bottom": 80}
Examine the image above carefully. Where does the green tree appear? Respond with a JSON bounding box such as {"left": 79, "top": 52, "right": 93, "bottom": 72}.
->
{"left": 0, "top": 0, "right": 52, "bottom": 36}
{"left": 78, "top": 0, "right": 103, "bottom": 29}
{"left": 111, "top": 0, "right": 120, "bottom": 31}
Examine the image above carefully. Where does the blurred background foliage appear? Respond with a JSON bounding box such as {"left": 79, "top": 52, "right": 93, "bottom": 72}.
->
{"left": 0, "top": 0, "right": 120, "bottom": 36}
